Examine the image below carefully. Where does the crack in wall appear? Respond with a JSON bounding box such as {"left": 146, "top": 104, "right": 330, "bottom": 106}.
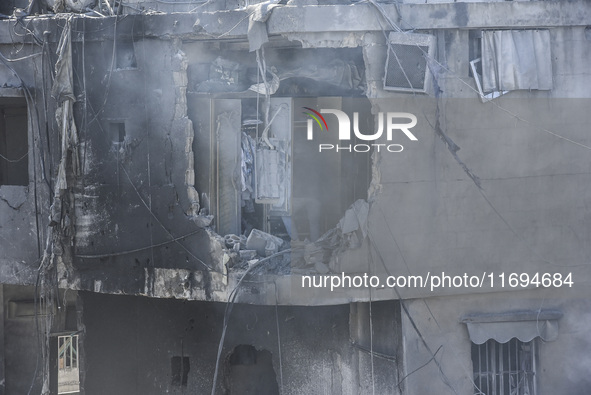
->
{"left": 171, "top": 40, "right": 201, "bottom": 219}
{"left": 0, "top": 193, "right": 26, "bottom": 210}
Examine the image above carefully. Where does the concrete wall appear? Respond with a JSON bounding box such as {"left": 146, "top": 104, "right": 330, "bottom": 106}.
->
{"left": 0, "top": 4, "right": 588, "bottom": 395}
{"left": 0, "top": 44, "right": 51, "bottom": 287}
{"left": 335, "top": 97, "right": 591, "bottom": 297}
{"left": 81, "top": 292, "right": 403, "bottom": 395}
{"left": 67, "top": 33, "right": 230, "bottom": 297}
{"left": 400, "top": 287, "right": 591, "bottom": 395}
{"left": 0, "top": 285, "right": 80, "bottom": 395}
{"left": 1, "top": 13, "right": 589, "bottom": 304}
{"left": 1, "top": 285, "right": 42, "bottom": 395}
{"left": 330, "top": 25, "right": 591, "bottom": 300}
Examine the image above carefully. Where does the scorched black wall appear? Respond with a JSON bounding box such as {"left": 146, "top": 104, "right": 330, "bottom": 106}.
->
{"left": 81, "top": 292, "right": 402, "bottom": 395}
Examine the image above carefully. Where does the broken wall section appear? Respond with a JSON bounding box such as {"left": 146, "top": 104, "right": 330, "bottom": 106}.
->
{"left": 68, "top": 33, "right": 226, "bottom": 298}
{"left": 0, "top": 45, "right": 53, "bottom": 287}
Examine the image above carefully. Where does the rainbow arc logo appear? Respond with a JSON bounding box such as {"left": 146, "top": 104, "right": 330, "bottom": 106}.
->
{"left": 302, "top": 107, "right": 328, "bottom": 132}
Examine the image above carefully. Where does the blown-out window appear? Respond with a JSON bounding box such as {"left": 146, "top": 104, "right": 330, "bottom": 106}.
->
{"left": 471, "top": 30, "right": 552, "bottom": 101}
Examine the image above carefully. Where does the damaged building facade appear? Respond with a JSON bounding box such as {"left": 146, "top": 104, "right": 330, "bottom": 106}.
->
{"left": 0, "top": 0, "right": 590, "bottom": 394}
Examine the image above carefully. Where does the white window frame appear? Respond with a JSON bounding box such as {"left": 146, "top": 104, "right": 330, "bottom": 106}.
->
{"left": 58, "top": 334, "right": 80, "bottom": 394}
{"left": 470, "top": 58, "right": 509, "bottom": 103}
{"left": 58, "top": 335, "right": 78, "bottom": 370}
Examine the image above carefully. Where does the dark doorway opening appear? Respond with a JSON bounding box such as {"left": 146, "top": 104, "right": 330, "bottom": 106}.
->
{"left": 225, "top": 345, "right": 279, "bottom": 395}
{"left": 171, "top": 356, "right": 190, "bottom": 386}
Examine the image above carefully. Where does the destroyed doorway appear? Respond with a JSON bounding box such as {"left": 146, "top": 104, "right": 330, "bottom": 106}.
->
{"left": 188, "top": 96, "right": 371, "bottom": 248}
{"left": 225, "top": 345, "right": 279, "bottom": 395}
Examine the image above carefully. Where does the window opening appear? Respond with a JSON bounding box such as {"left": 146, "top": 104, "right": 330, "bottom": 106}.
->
{"left": 171, "top": 356, "right": 190, "bottom": 387}
{"left": 226, "top": 345, "right": 279, "bottom": 395}
{"left": 116, "top": 41, "right": 137, "bottom": 69}
{"left": 0, "top": 101, "right": 28, "bottom": 186}
{"left": 109, "top": 122, "right": 126, "bottom": 143}
{"left": 57, "top": 334, "right": 80, "bottom": 394}
{"left": 471, "top": 338, "right": 536, "bottom": 395}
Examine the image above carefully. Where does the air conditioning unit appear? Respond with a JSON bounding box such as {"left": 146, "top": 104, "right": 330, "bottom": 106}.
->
{"left": 383, "top": 32, "right": 435, "bottom": 93}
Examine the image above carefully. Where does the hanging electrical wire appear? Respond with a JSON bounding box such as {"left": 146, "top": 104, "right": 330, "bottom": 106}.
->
{"left": 0, "top": 151, "right": 28, "bottom": 162}
{"left": 84, "top": 12, "right": 120, "bottom": 127}
{"left": 272, "top": 281, "right": 285, "bottom": 394}
{"left": 119, "top": 164, "right": 212, "bottom": 270}
{"left": 210, "top": 249, "right": 291, "bottom": 395}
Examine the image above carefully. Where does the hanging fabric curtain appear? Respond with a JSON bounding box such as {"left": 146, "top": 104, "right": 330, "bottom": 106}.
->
{"left": 481, "top": 30, "right": 553, "bottom": 92}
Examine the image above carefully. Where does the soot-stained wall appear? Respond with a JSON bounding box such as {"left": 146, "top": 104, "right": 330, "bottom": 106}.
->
{"left": 81, "top": 291, "right": 402, "bottom": 395}
{"left": 71, "top": 32, "right": 225, "bottom": 295}
{"left": 0, "top": 45, "right": 51, "bottom": 287}
{"left": 0, "top": 285, "right": 81, "bottom": 395}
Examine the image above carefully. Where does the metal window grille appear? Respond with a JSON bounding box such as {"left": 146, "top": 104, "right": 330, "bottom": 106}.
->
{"left": 471, "top": 338, "right": 536, "bottom": 395}
{"left": 58, "top": 335, "right": 79, "bottom": 371}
